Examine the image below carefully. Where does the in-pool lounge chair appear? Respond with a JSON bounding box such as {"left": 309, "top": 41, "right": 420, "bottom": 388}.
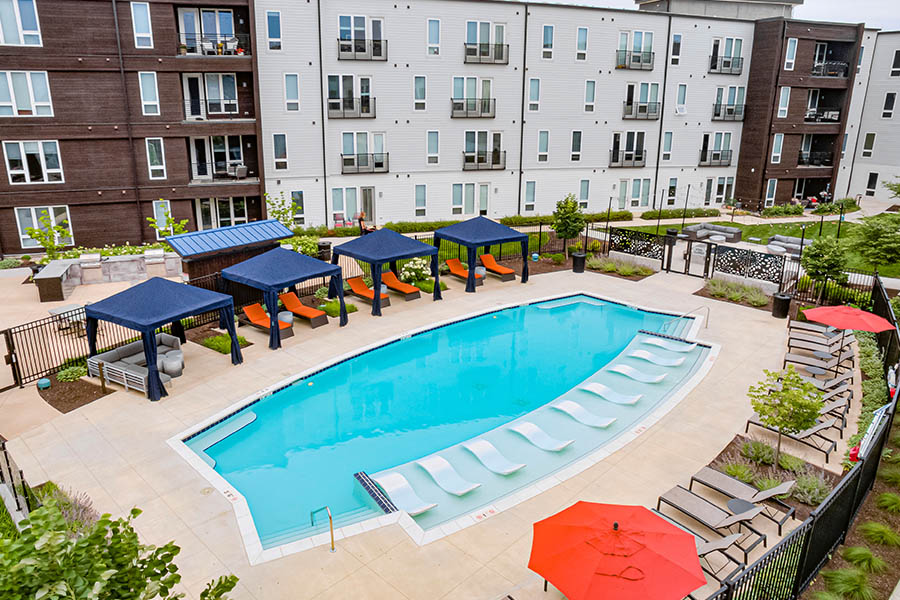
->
{"left": 346, "top": 276, "right": 391, "bottom": 307}
{"left": 745, "top": 416, "right": 839, "bottom": 462}
{"left": 641, "top": 337, "right": 697, "bottom": 353}
{"left": 462, "top": 440, "right": 525, "bottom": 475}
{"left": 580, "top": 382, "right": 641, "bottom": 405}
{"left": 628, "top": 349, "right": 685, "bottom": 367}
{"left": 653, "top": 509, "right": 744, "bottom": 583}
{"left": 278, "top": 292, "right": 328, "bottom": 328}
{"left": 689, "top": 466, "right": 795, "bottom": 535}
{"left": 445, "top": 258, "right": 483, "bottom": 286}
{"left": 609, "top": 364, "right": 667, "bottom": 383}
{"left": 479, "top": 254, "right": 516, "bottom": 282}
{"left": 240, "top": 303, "right": 294, "bottom": 338}
{"left": 509, "top": 422, "right": 573, "bottom": 452}
{"left": 551, "top": 400, "right": 616, "bottom": 428}
{"left": 417, "top": 455, "right": 481, "bottom": 496}
{"left": 372, "top": 472, "right": 436, "bottom": 516}
{"left": 380, "top": 271, "right": 421, "bottom": 301}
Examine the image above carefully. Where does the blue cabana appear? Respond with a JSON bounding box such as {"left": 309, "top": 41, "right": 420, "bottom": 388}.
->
{"left": 221, "top": 247, "right": 348, "bottom": 350}
{"left": 331, "top": 228, "right": 441, "bottom": 316}
{"left": 434, "top": 216, "right": 529, "bottom": 292}
{"left": 85, "top": 277, "right": 243, "bottom": 402}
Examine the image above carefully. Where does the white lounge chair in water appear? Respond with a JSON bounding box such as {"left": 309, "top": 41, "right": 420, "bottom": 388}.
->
{"left": 509, "top": 422, "right": 573, "bottom": 452}
{"left": 551, "top": 400, "right": 616, "bottom": 428}
{"left": 641, "top": 337, "right": 697, "bottom": 353}
{"left": 462, "top": 439, "right": 525, "bottom": 475}
{"left": 628, "top": 349, "right": 685, "bottom": 367}
{"left": 579, "top": 382, "right": 641, "bottom": 405}
{"left": 416, "top": 455, "right": 481, "bottom": 496}
{"left": 609, "top": 364, "right": 667, "bottom": 383}
{"left": 372, "top": 472, "right": 437, "bottom": 516}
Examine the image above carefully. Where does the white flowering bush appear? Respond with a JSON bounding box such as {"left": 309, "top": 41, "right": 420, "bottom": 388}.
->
{"left": 287, "top": 235, "right": 319, "bottom": 256}
{"left": 42, "top": 242, "right": 169, "bottom": 264}
{"left": 399, "top": 257, "right": 430, "bottom": 283}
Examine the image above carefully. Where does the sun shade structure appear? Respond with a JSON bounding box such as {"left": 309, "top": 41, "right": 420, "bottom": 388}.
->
{"left": 331, "top": 228, "right": 441, "bottom": 316}
{"left": 85, "top": 277, "right": 242, "bottom": 402}
{"left": 433, "top": 216, "right": 529, "bottom": 292}
{"left": 221, "top": 248, "right": 348, "bottom": 349}
{"left": 165, "top": 219, "right": 293, "bottom": 259}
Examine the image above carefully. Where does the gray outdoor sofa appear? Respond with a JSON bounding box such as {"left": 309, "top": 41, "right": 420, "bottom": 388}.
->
{"left": 766, "top": 234, "right": 813, "bottom": 258}
{"left": 87, "top": 332, "right": 183, "bottom": 397}
{"left": 682, "top": 223, "right": 742, "bottom": 243}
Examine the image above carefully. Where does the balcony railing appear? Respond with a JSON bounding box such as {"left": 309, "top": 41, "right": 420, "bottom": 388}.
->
{"left": 463, "top": 43, "right": 509, "bottom": 64}
{"left": 177, "top": 33, "right": 250, "bottom": 56}
{"left": 183, "top": 99, "right": 253, "bottom": 120}
{"left": 609, "top": 150, "right": 646, "bottom": 167}
{"left": 615, "top": 50, "right": 654, "bottom": 70}
{"left": 804, "top": 107, "right": 841, "bottom": 123}
{"left": 462, "top": 150, "right": 506, "bottom": 170}
{"left": 798, "top": 151, "right": 834, "bottom": 166}
{"left": 622, "top": 101, "right": 660, "bottom": 120}
{"left": 327, "top": 97, "right": 376, "bottom": 119}
{"left": 712, "top": 103, "right": 745, "bottom": 121}
{"left": 337, "top": 38, "right": 388, "bottom": 61}
{"left": 699, "top": 149, "right": 733, "bottom": 166}
{"left": 451, "top": 98, "right": 496, "bottom": 118}
{"left": 811, "top": 61, "right": 849, "bottom": 78}
{"left": 341, "top": 153, "right": 389, "bottom": 174}
{"left": 190, "top": 161, "right": 256, "bottom": 182}
{"left": 708, "top": 55, "right": 743, "bottom": 75}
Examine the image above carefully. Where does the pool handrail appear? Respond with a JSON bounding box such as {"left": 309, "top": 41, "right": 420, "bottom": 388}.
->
{"left": 309, "top": 506, "right": 336, "bottom": 552}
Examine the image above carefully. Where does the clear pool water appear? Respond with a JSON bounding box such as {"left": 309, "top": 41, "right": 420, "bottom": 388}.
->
{"left": 186, "top": 295, "right": 692, "bottom": 548}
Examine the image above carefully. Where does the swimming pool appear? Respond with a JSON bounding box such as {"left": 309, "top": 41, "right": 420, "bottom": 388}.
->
{"left": 175, "top": 293, "right": 710, "bottom": 558}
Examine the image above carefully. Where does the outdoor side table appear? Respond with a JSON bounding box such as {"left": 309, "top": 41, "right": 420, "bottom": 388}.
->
{"left": 804, "top": 365, "right": 828, "bottom": 378}
{"left": 748, "top": 237, "right": 762, "bottom": 244}
{"left": 812, "top": 350, "right": 834, "bottom": 361}
{"left": 767, "top": 245, "right": 786, "bottom": 256}
{"left": 709, "top": 235, "right": 727, "bottom": 243}
{"left": 278, "top": 311, "right": 293, "bottom": 325}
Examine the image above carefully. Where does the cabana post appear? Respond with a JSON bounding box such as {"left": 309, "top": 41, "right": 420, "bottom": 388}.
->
{"left": 434, "top": 216, "right": 529, "bottom": 293}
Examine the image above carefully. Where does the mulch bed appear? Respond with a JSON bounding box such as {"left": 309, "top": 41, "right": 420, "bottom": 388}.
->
{"left": 693, "top": 287, "right": 774, "bottom": 313}
{"left": 37, "top": 373, "right": 113, "bottom": 413}
{"left": 186, "top": 321, "right": 252, "bottom": 349}
{"left": 886, "top": 204, "right": 899, "bottom": 212}
{"left": 497, "top": 256, "right": 571, "bottom": 276}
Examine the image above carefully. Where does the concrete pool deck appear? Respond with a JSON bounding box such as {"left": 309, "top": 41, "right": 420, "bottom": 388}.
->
{"left": 2, "top": 268, "right": 849, "bottom": 599}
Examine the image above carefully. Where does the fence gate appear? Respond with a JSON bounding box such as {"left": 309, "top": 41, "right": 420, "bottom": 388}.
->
{"left": 682, "top": 240, "right": 716, "bottom": 278}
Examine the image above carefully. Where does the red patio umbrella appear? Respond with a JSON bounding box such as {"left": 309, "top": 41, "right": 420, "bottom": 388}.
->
{"left": 802, "top": 305, "right": 894, "bottom": 334}
{"left": 528, "top": 502, "right": 706, "bottom": 600}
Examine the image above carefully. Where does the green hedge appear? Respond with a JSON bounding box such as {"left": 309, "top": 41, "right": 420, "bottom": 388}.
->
{"left": 811, "top": 198, "right": 860, "bottom": 215}
{"left": 293, "top": 220, "right": 462, "bottom": 238}
{"left": 639, "top": 208, "right": 720, "bottom": 220}
{"left": 761, "top": 204, "right": 804, "bottom": 217}
{"left": 796, "top": 275, "right": 874, "bottom": 309}
{"left": 499, "top": 211, "right": 633, "bottom": 226}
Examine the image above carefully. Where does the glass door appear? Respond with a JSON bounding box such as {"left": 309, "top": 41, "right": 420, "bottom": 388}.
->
{"left": 342, "top": 75, "right": 354, "bottom": 112}
{"left": 361, "top": 187, "right": 375, "bottom": 224}
{"left": 612, "top": 133, "right": 622, "bottom": 162}
{"left": 371, "top": 19, "right": 384, "bottom": 57}
{"left": 196, "top": 199, "right": 214, "bottom": 229}
{"left": 479, "top": 21, "right": 490, "bottom": 58}
{"left": 465, "top": 131, "right": 476, "bottom": 166}
{"left": 493, "top": 24, "right": 505, "bottom": 61}
{"left": 476, "top": 131, "right": 488, "bottom": 164}
{"left": 478, "top": 184, "right": 489, "bottom": 216}
{"left": 359, "top": 77, "right": 372, "bottom": 115}
{"left": 701, "top": 133, "right": 710, "bottom": 162}
{"left": 710, "top": 38, "right": 720, "bottom": 70}
{"left": 183, "top": 74, "right": 205, "bottom": 119}
{"left": 178, "top": 9, "right": 200, "bottom": 53}
{"left": 481, "top": 80, "right": 492, "bottom": 114}
{"left": 372, "top": 133, "right": 385, "bottom": 169}
{"left": 491, "top": 132, "right": 502, "bottom": 166}
{"left": 191, "top": 138, "right": 211, "bottom": 179}
{"left": 353, "top": 16, "right": 366, "bottom": 54}
{"left": 217, "top": 198, "right": 234, "bottom": 227}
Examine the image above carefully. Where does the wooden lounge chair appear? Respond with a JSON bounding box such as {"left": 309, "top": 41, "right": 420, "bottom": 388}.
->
{"left": 380, "top": 271, "right": 421, "bottom": 301}
{"left": 653, "top": 509, "right": 744, "bottom": 583}
{"left": 745, "top": 416, "right": 839, "bottom": 462}
{"left": 278, "top": 292, "right": 328, "bottom": 328}
{"left": 240, "top": 303, "right": 294, "bottom": 338}
{"left": 445, "top": 258, "right": 483, "bottom": 286}
{"left": 479, "top": 254, "right": 515, "bottom": 281}
{"left": 346, "top": 276, "right": 391, "bottom": 307}
{"left": 689, "top": 466, "right": 796, "bottom": 535}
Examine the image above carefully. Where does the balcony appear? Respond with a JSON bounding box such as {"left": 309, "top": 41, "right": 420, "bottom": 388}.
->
{"left": 609, "top": 150, "right": 646, "bottom": 168}
{"left": 183, "top": 99, "right": 253, "bottom": 120}
{"left": 708, "top": 56, "right": 743, "bottom": 75}
{"left": 798, "top": 151, "right": 834, "bottom": 167}
{"left": 462, "top": 150, "right": 506, "bottom": 170}
{"left": 190, "top": 161, "right": 257, "bottom": 183}
{"left": 341, "top": 153, "right": 389, "bottom": 174}
{"left": 699, "top": 149, "right": 733, "bottom": 167}
{"left": 177, "top": 33, "right": 250, "bottom": 56}
{"left": 327, "top": 97, "right": 376, "bottom": 119}
{"left": 712, "top": 104, "right": 745, "bottom": 121}
{"left": 622, "top": 102, "right": 660, "bottom": 120}
{"left": 337, "top": 39, "right": 388, "bottom": 61}
{"left": 804, "top": 107, "right": 841, "bottom": 123}
{"left": 451, "top": 98, "right": 496, "bottom": 118}
{"left": 463, "top": 43, "right": 509, "bottom": 64}
{"left": 615, "top": 50, "right": 654, "bottom": 70}
{"left": 811, "top": 61, "right": 849, "bottom": 78}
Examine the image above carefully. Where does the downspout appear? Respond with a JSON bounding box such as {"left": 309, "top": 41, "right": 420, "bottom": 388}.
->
{"left": 515, "top": 4, "right": 529, "bottom": 214}
{"left": 651, "top": 13, "right": 672, "bottom": 209}
{"left": 843, "top": 25, "right": 872, "bottom": 198}
{"left": 316, "top": 0, "right": 328, "bottom": 227}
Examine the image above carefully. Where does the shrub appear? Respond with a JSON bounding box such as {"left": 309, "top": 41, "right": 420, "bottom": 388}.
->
{"left": 20, "top": 255, "right": 30, "bottom": 262}
{"left": 761, "top": 203, "right": 805, "bottom": 217}
{"left": 875, "top": 492, "right": 900, "bottom": 514}
{"left": 399, "top": 257, "right": 431, "bottom": 283}
{"left": 550, "top": 253, "right": 565, "bottom": 265}
{"left": 413, "top": 279, "right": 448, "bottom": 294}
{"left": 754, "top": 476, "right": 784, "bottom": 492}
{"left": 810, "top": 592, "right": 843, "bottom": 600}
{"left": 0, "top": 258, "right": 20, "bottom": 269}
{"left": 383, "top": 219, "right": 460, "bottom": 233}
{"left": 616, "top": 263, "right": 637, "bottom": 277}
{"left": 778, "top": 453, "right": 806, "bottom": 473}
{"left": 722, "top": 462, "right": 756, "bottom": 484}
{"left": 56, "top": 365, "right": 87, "bottom": 382}
{"left": 796, "top": 276, "right": 875, "bottom": 310}
{"left": 588, "top": 240, "right": 603, "bottom": 253}
{"left": 841, "top": 546, "right": 886, "bottom": 574}
{"left": 792, "top": 469, "right": 832, "bottom": 505}
{"left": 314, "top": 286, "right": 330, "bottom": 300}
{"left": 321, "top": 299, "right": 357, "bottom": 318}
{"left": 499, "top": 211, "right": 632, "bottom": 226}
{"left": 812, "top": 198, "right": 860, "bottom": 215}
{"left": 877, "top": 466, "right": 900, "bottom": 487}
{"left": 285, "top": 235, "right": 319, "bottom": 256}
{"left": 201, "top": 334, "right": 248, "bottom": 355}
{"left": 745, "top": 287, "right": 769, "bottom": 307}
{"left": 820, "top": 568, "right": 876, "bottom": 600}
{"left": 640, "top": 208, "right": 720, "bottom": 220}
{"left": 727, "top": 289, "right": 744, "bottom": 303}
{"left": 741, "top": 439, "right": 776, "bottom": 465}
{"left": 636, "top": 266, "right": 654, "bottom": 276}
{"left": 858, "top": 521, "right": 900, "bottom": 547}
{"left": 706, "top": 279, "right": 730, "bottom": 298}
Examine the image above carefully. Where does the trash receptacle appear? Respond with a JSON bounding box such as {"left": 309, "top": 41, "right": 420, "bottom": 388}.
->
{"left": 572, "top": 252, "right": 586, "bottom": 273}
{"left": 317, "top": 241, "right": 332, "bottom": 262}
{"left": 772, "top": 292, "right": 791, "bottom": 319}
{"left": 665, "top": 228, "right": 678, "bottom": 247}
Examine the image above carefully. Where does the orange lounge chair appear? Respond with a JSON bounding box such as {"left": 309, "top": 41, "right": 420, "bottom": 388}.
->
{"left": 479, "top": 254, "right": 516, "bottom": 282}
{"left": 240, "top": 303, "right": 294, "bottom": 338}
{"left": 279, "top": 292, "right": 329, "bottom": 328}
{"left": 347, "top": 276, "right": 392, "bottom": 307}
{"left": 381, "top": 271, "right": 421, "bottom": 301}
{"left": 445, "top": 258, "right": 483, "bottom": 286}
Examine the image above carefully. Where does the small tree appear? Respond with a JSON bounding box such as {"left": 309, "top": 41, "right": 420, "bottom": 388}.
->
{"left": 551, "top": 194, "right": 586, "bottom": 259}
{"left": 25, "top": 210, "right": 71, "bottom": 262}
{"left": 800, "top": 237, "right": 847, "bottom": 305}
{"left": 146, "top": 202, "right": 188, "bottom": 239}
{"left": 265, "top": 191, "right": 300, "bottom": 230}
{"left": 747, "top": 365, "right": 823, "bottom": 465}
{"left": 884, "top": 177, "right": 900, "bottom": 200}
{"left": 848, "top": 213, "right": 900, "bottom": 271}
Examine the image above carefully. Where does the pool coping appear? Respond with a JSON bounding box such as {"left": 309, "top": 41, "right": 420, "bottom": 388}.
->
{"left": 167, "top": 290, "right": 713, "bottom": 566}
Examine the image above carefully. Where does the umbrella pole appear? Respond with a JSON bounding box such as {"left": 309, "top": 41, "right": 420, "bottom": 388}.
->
{"left": 833, "top": 328, "right": 846, "bottom": 378}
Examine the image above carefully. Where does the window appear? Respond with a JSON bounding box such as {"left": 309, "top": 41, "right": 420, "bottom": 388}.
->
{"left": 670, "top": 33, "right": 681, "bottom": 65}
{"left": 151, "top": 199, "right": 171, "bottom": 239}
{"left": 291, "top": 191, "right": 304, "bottom": 225}
{"left": 138, "top": 72, "right": 159, "bottom": 115}
{"left": 525, "top": 180, "right": 535, "bottom": 211}
{"left": 451, "top": 183, "right": 477, "bottom": 216}
{"left": 578, "top": 179, "right": 589, "bottom": 209}
{"left": 145, "top": 138, "right": 166, "bottom": 179}
{"left": 626, "top": 178, "right": 651, "bottom": 207}
{"left": 414, "top": 76, "right": 426, "bottom": 110}
{"left": 841, "top": 133, "right": 848, "bottom": 159}
{"left": 857, "top": 45, "right": 864, "bottom": 73}
{"left": 0, "top": 71, "right": 51, "bottom": 116}
{"left": 528, "top": 78, "right": 540, "bottom": 111}
{"left": 0, "top": 0, "right": 41, "bottom": 45}
{"left": 426, "top": 131, "right": 439, "bottom": 164}
{"left": 883, "top": 92, "right": 895, "bottom": 119}
{"left": 284, "top": 74, "right": 299, "bottom": 111}
{"left": 130, "top": 2, "right": 152, "bottom": 48}
{"left": 704, "top": 178, "right": 713, "bottom": 206}
{"left": 771, "top": 133, "right": 783, "bottom": 164}
{"left": 427, "top": 19, "right": 440, "bottom": 55}
{"left": 765, "top": 178, "right": 777, "bottom": 207}
{"left": 675, "top": 84, "right": 687, "bottom": 112}
{"left": 619, "top": 30, "right": 653, "bottom": 66}
{"left": 204, "top": 73, "right": 237, "bottom": 113}
{"left": 452, "top": 183, "right": 463, "bottom": 215}
{"left": 14, "top": 206, "right": 71, "bottom": 248}
{"left": 538, "top": 130, "right": 549, "bottom": 162}
{"left": 777, "top": 86, "right": 790, "bottom": 118}
{"left": 892, "top": 50, "right": 900, "bottom": 77}
{"left": 784, "top": 38, "right": 797, "bottom": 70}
{"left": 413, "top": 184, "right": 426, "bottom": 217}
{"left": 865, "top": 172, "right": 878, "bottom": 196}
{"left": 542, "top": 25, "right": 553, "bottom": 59}
{"left": 666, "top": 178, "right": 677, "bottom": 206}
{"left": 862, "top": 133, "right": 875, "bottom": 157}
{"left": 4, "top": 140, "right": 62, "bottom": 184}
{"left": 273, "top": 133, "right": 287, "bottom": 169}
{"left": 332, "top": 187, "right": 358, "bottom": 219}
{"left": 584, "top": 80, "right": 595, "bottom": 112}
{"left": 662, "top": 131, "right": 672, "bottom": 161}
{"left": 576, "top": 27, "right": 587, "bottom": 60}
{"left": 267, "top": 11, "right": 281, "bottom": 50}
{"left": 570, "top": 131, "right": 582, "bottom": 161}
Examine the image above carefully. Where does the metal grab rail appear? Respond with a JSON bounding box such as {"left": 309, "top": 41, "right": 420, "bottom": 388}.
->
{"left": 310, "top": 506, "right": 336, "bottom": 552}
{"left": 661, "top": 305, "right": 710, "bottom": 331}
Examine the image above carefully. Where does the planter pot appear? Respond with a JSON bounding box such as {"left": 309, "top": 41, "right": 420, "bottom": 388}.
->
{"left": 572, "top": 252, "right": 587, "bottom": 274}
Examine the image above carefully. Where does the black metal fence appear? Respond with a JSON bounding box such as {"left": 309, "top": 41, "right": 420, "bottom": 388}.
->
{"left": 606, "top": 227, "right": 665, "bottom": 262}
{"left": 872, "top": 274, "right": 899, "bottom": 374}
{"left": 713, "top": 246, "right": 785, "bottom": 285}
{"left": 0, "top": 440, "right": 39, "bottom": 517}
{"left": 784, "top": 263, "right": 876, "bottom": 308}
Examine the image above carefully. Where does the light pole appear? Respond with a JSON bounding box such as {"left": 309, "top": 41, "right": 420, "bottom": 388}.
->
{"left": 681, "top": 184, "right": 692, "bottom": 231}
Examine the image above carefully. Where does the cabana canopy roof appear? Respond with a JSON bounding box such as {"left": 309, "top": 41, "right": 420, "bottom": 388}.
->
{"left": 221, "top": 247, "right": 339, "bottom": 291}
{"left": 332, "top": 228, "right": 438, "bottom": 263}
{"left": 433, "top": 216, "right": 527, "bottom": 247}
{"left": 165, "top": 219, "right": 293, "bottom": 259}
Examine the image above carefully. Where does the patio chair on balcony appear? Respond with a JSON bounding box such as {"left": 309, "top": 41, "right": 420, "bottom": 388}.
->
{"left": 223, "top": 36, "right": 239, "bottom": 54}
{"left": 201, "top": 37, "right": 216, "bottom": 55}
{"left": 227, "top": 164, "right": 248, "bottom": 179}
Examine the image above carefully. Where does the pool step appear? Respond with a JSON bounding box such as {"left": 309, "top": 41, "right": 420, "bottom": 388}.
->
{"left": 536, "top": 298, "right": 605, "bottom": 310}
{"left": 261, "top": 506, "right": 378, "bottom": 548}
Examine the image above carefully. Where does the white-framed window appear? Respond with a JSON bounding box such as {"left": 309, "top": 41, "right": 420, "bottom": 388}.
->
{"left": 528, "top": 78, "right": 540, "bottom": 111}
{"left": 771, "top": 133, "right": 783, "bottom": 164}
{"left": 882, "top": 92, "right": 895, "bottom": 119}
{"left": 765, "top": 178, "right": 777, "bottom": 207}
{"left": 203, "top": 73, "right": 237, "bottom": 114}
{"left": 865, "top": 172, "right": 878, "bottom": 196}
{"left": 273, "top": 133, "right": 287, "bottom": 169}
{"left": 427, "top": 18, "right": 440, "bottom": 55}
{"left": 626, "top": 177, "right": 651, "bottom": 207}
{"left": 666, "top": 178, "right": 677, "bottom": 206}
{"left": 267, "top": 11, "right": 281, "bottom": 50}
{"left": 777, "top": 86, "right": 790, "bottom": 118}
{"left": 4, "top": 140, "right": 62, "bottom": 184}
{"left": 892, "top": 51, "right": 900, "bottom": 77}
{"left": 138, "top": 72, "right": 159, "bottom": 115}
{"left": 578, "top": 179, "right": 589, "bottom": 209}
{"left": 671, "top": 33, "right": 682, "bottom": 65}
{"left": 542, "top": 25, "right": 553, "bottom": 59}
{"left": 841, "top": 133, "right": 848, "bottom": 159}
{"left": 704, "top": 178, "right": 713, "bottom": 206}
{"left": 524, "top": 180, "right": 536, "bottom": 211}
{"left": 284, "top": 73, "right": 299, "bottom": 111}
{"left": 15, "top": 205, "right": 71, "bottom": 248}
{"left": 331, "top": 187, "right": 359, "bottom": 220}
{"left": 571, "top": 131, "right": 582, "bottom": 161}
{"left": 538, "top": 130, "right": 549, "bottom": 162}
{"left": 784, "top": 38, "right": 798, "bottom": 70}
{"left": 426, "top": 130, "right": 439, "bottom": 164}
{"left": 584, "top": 80, "right": 595, "bottom": 112}
{"left": 415, "top": 184, "right": 426, "bottom": 217}
{"left": 151, "top": 199, "right": 171, "bottom": 239}
{"left": 414, "top": 76, "right": 426, "bottom": 110}
{"left": 862, "top": 132, "right": 875, "bottom": 158}
{"left": 676, "top": 84, "right": 687, "bottom": 112}
{"left": 130, "top": 2, "right": 152, "bottom": 48}
{"left": 145, "top": 137, "right": 166, "bottom": 179}
{"left": 0, "top": 71, "right": 51, "bottom": 116}
{"left": 291, "top": 191, "right": 304, "bottom": 225}
{"left": 451, "top": 182, "right": 477, "bottom": 216}
{"left": 662, "top": 131, "right": 672, "bottom": 161}
{"left": 0, "top": 0, "right": 41, "bottom": 46}
{"left": 619, "top": 30, "right": 653, "bottom": 66}
{"left": 857, "top": 46, "right": 864, "bottom": 73}
{"left": 576, "top": 27, "right": 588, "bottom": 60}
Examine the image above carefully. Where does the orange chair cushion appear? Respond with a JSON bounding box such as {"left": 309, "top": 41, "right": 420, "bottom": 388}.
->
{"left": 279, "top": 293, "right": 327, "bottom": 319}
{"left": 243, "top": 303, "right": 291, "bottom": 329}
{"left": 480, "top": 254, "right": 515, "bottom": 275}
{"left": 446, "top": 258, "right": 483, "bottom": 279}
{"left": 381, "top": 271, "right": 419, "bottom": 294}
{"left": 347, "top": 277, "right": 388, "bottom": 300}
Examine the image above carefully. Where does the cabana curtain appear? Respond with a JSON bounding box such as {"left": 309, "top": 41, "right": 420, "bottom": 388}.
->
{"left": 434, "top": 216, "right": 529, "bottom": 293}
